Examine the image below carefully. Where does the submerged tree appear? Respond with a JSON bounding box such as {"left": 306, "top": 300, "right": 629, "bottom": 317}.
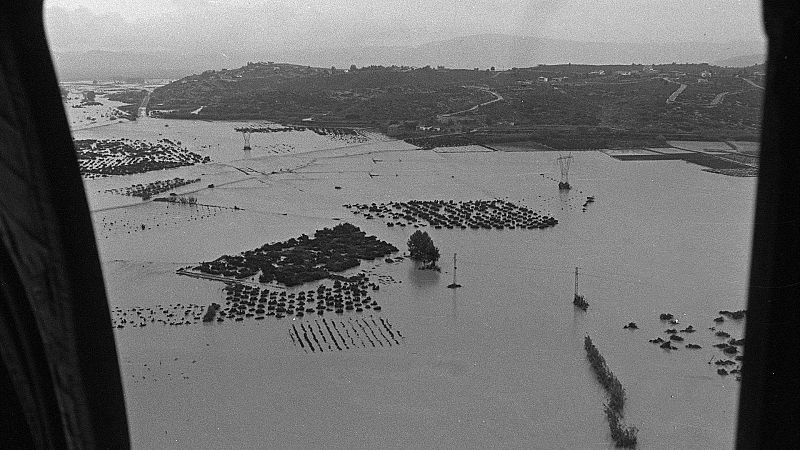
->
{"left": 407, "top": 230, "right": 440, "bottom": 268}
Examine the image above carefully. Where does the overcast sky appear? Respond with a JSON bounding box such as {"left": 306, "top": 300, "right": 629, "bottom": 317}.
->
{"left": 45, "top": 0, "right": 765, "bottom": 53}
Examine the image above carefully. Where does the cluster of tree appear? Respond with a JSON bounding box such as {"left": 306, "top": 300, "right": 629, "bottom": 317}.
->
{"left": 585, "top": 336, "right": 638, "bottom": 448}
{"left": 603, "top": 404, "right": 638, "bottom": 448}
{"left": 172, "top": 196, "right": 198, "bottom": 205}
{"left": 155, "top": 195, "right": 199, "bottom": 205}
{"left": 105, "top": 177, "right": 201, "bottom": 199}
{"left": 202, "top": 303, "right": 221, "bottom": 322}
{"left": 407, "top": 230, "right": 440, "bottom": 269}
{"left": 106, "top": 89, "right": 148, "bottom": 104}
{"left": 194, "top": 223, "right": 398, "bottom": 286}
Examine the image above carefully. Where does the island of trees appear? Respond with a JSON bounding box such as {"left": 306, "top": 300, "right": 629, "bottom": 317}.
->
{"left": 74, "top": 138, "right": 210, "bottom": 177}
{"left": 192, "top": 223, "right": 398, "bottom": 286}
{"left": 407, "top": 230, "right": 440, "bottom": 269}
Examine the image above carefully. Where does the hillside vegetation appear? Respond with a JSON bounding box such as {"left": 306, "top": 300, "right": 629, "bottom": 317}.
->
{"left": 149, "top": 62, "right": 763, "bottom": 148}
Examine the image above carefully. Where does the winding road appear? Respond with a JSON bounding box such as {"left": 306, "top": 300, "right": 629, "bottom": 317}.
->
{"left": 137, "top": 90, "right": 152, "bottom": 118}
{"left": 709, "top": 91, "right": 731, "bottom": 106}
{"left": 741, "top": 78, "right": 764, "bottom": 90}
{"left": 708, "top": 77, "right": 764, "bottom": 107}
{"left": 439, "top": 86, "right": 503, "bottom": 118}
{"left": 665, "top": 82, "right": 687, "bottom": 104}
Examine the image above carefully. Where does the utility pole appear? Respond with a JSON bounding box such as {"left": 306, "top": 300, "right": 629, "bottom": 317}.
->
{"left": 447, "top": 253, "right": 462, "bottom": 288}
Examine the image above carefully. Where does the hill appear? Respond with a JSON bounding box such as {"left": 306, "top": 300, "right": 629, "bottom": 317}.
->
{"left": 148, "top": 61, "right": 763, "bottom": 148}
{"left": 148, "top": 63, "right": 498, "bottom": 124}
{"left": 715, "top": 54, "right": 765, "bottom": 68}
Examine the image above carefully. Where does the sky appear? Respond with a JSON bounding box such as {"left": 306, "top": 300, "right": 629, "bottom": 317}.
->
{"left": 45, "top": 0, "right": 765, "bottom": 53}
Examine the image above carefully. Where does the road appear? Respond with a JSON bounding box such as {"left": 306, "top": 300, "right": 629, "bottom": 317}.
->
{"left": 741, "top": 78, "right": 764, "bottom": 90}
{"left": 665, "top": 81, "right": 687, "bottom": 104}
{"left": 176, "top": 268, "right": 285, "bottom": 290}
{"left": 709, "top": 91, "right": 730, "bottom": 106}
{"left": 439, "top": 86, "right": 503, "bottom": 118}
{"left": 137, "top": 90, "right": 152, "bottom": 118}
{"left": 708, "top": 77, "right": 764, "bottom": 106}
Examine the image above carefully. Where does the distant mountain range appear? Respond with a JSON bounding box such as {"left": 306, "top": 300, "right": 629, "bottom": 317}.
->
{"left": 714, "top": 53, "right": 765, "bottom": 67}
{"left": 52, "top": 34, "right": 766, "bottom": 81}
{"left": 51, "top": 51, "right": 231, "bottom": 81}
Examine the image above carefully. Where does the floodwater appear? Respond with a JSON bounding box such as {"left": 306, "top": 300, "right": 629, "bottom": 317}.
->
{"left": 77, "top": 117, "right": 754, "bottom": 449}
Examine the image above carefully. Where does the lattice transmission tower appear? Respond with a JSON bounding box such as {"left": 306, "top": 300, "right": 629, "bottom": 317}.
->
{"left": 557, "top": 153, "right": 572, "bottom": 190}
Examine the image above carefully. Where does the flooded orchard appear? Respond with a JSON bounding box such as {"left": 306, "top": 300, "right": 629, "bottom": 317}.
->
{"left": 77, "top": 115, "right": 752, "bottom": 449}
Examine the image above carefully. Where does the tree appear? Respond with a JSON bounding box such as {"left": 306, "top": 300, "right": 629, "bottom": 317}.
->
{"left": 407, "top": 230, "right": 440, "bottom": 268}
{"left": 350, "top": 64, "right": 357, "bottom": 72}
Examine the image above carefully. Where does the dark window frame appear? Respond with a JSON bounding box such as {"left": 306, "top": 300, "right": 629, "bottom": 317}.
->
{"left": 0, "top": 1, "right": 797, "bottom": 448}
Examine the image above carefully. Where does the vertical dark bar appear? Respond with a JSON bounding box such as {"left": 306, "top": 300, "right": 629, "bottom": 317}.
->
{"left": 1, "top": 1, "right": 130, "bottom": 447}
{"left": 736, "top": 1, "right": 800, "bottom": 448}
